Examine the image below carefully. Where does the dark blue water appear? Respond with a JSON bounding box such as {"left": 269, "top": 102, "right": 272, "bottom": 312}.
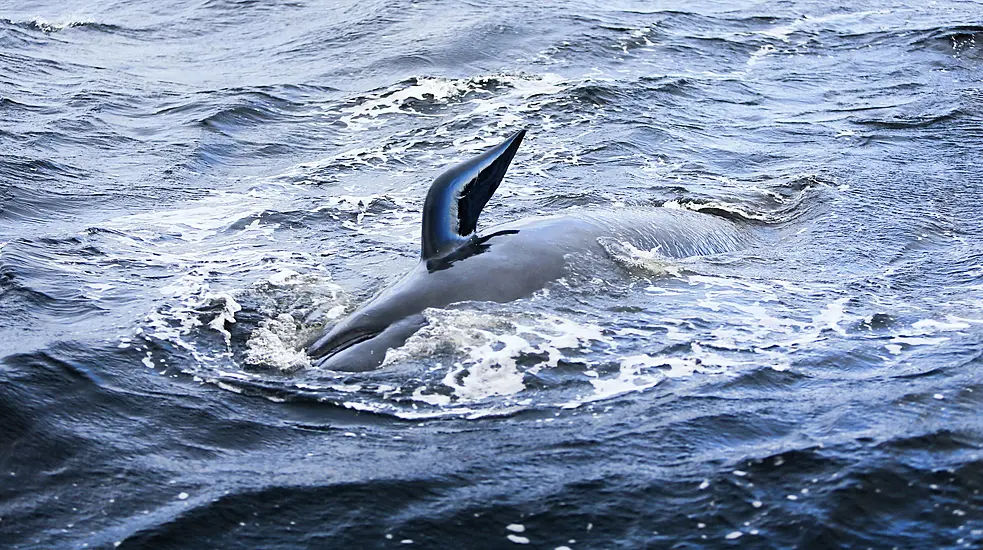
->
{"left": 2, "top": 1, "right": 982, "bottom": 547}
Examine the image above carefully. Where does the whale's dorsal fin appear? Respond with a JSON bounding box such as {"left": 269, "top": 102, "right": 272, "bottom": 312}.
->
{"left": 420, "top": 130, "right": 525, "bottom": 259}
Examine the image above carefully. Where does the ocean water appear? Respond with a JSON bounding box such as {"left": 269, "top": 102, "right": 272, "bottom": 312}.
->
{"left": 2, "top": 0, "right": 982, "bottom": 547}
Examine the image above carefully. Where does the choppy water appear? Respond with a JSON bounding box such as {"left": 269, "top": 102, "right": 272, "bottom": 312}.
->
{"left": 2, "top": 0, "right": 983, "bottom": 547}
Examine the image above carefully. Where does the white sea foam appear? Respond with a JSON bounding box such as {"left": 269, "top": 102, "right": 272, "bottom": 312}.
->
{"left": 747, "top": 44, "right": 777, "bottom": 66}
{"left": 579, "top": 354, "right": 670, "bottom": 404}
{"left": 207, "top": 292, "right": 242, "bottom": 346}
{"left": 108, "top": 189, "right": 276, "bottom": 243}
{"left": 328, "top": 71, "right": 593, "bottom": 174}
{"left": 337, "top": 73, "right": 558, "bottom": 132}
{"left": 312, "top": 194, "right": 419, "bottom": 241}
{"left": 339, "top": 76, "right": 488, "bottom": 128}
{"left": 383, "top": 308, "right": 613, "bottom": 405}
{"left": 245, "top": 314, "right": 312, "bottom": 372}
{"left": 598, "top": 238, "right": 684, "bottom": 277}
{"left": 95, "top": 177, "right": 355, "bottom": 379}
{"left": 26, "top": 16, "right": 93, "bottom": 32}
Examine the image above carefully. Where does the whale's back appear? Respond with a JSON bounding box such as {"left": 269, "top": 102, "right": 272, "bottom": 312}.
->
{"left": 495, "top": 206, "right": 752, "bottom": 261}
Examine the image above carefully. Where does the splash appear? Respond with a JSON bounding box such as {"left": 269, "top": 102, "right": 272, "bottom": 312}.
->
{"left": 245, "top": 314, "right": 312, "bottom": 372}
{"left": 25, "top": 16, "right": 94, "bottom": 33}
{"left": 385, "top": 308, "right": 613, "bottom": 404}
{"left": 597, "top": 237, "right": 685, "bottom": 277}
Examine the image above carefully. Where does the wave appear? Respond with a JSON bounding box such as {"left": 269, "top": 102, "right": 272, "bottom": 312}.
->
{"left": 0, "top": 16, "right": 123, "bottom": 34}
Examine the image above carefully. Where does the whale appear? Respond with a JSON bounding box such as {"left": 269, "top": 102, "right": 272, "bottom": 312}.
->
{"left": 307, "top": 130, "right": 751, "bottom": 371}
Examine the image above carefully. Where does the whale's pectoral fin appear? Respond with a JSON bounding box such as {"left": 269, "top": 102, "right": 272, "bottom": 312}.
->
{"left": 420, "top": 129, "right": 526, "bottom": 259}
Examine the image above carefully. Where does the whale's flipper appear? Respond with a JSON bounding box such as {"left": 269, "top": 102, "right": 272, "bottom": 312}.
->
{"left": 421, "top": 130, "right": 525, "bottom": 259}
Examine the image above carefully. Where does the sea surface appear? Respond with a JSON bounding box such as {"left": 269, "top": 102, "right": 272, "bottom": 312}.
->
{"left": 2, "top": 0, "right": 982, "bottom": 548}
